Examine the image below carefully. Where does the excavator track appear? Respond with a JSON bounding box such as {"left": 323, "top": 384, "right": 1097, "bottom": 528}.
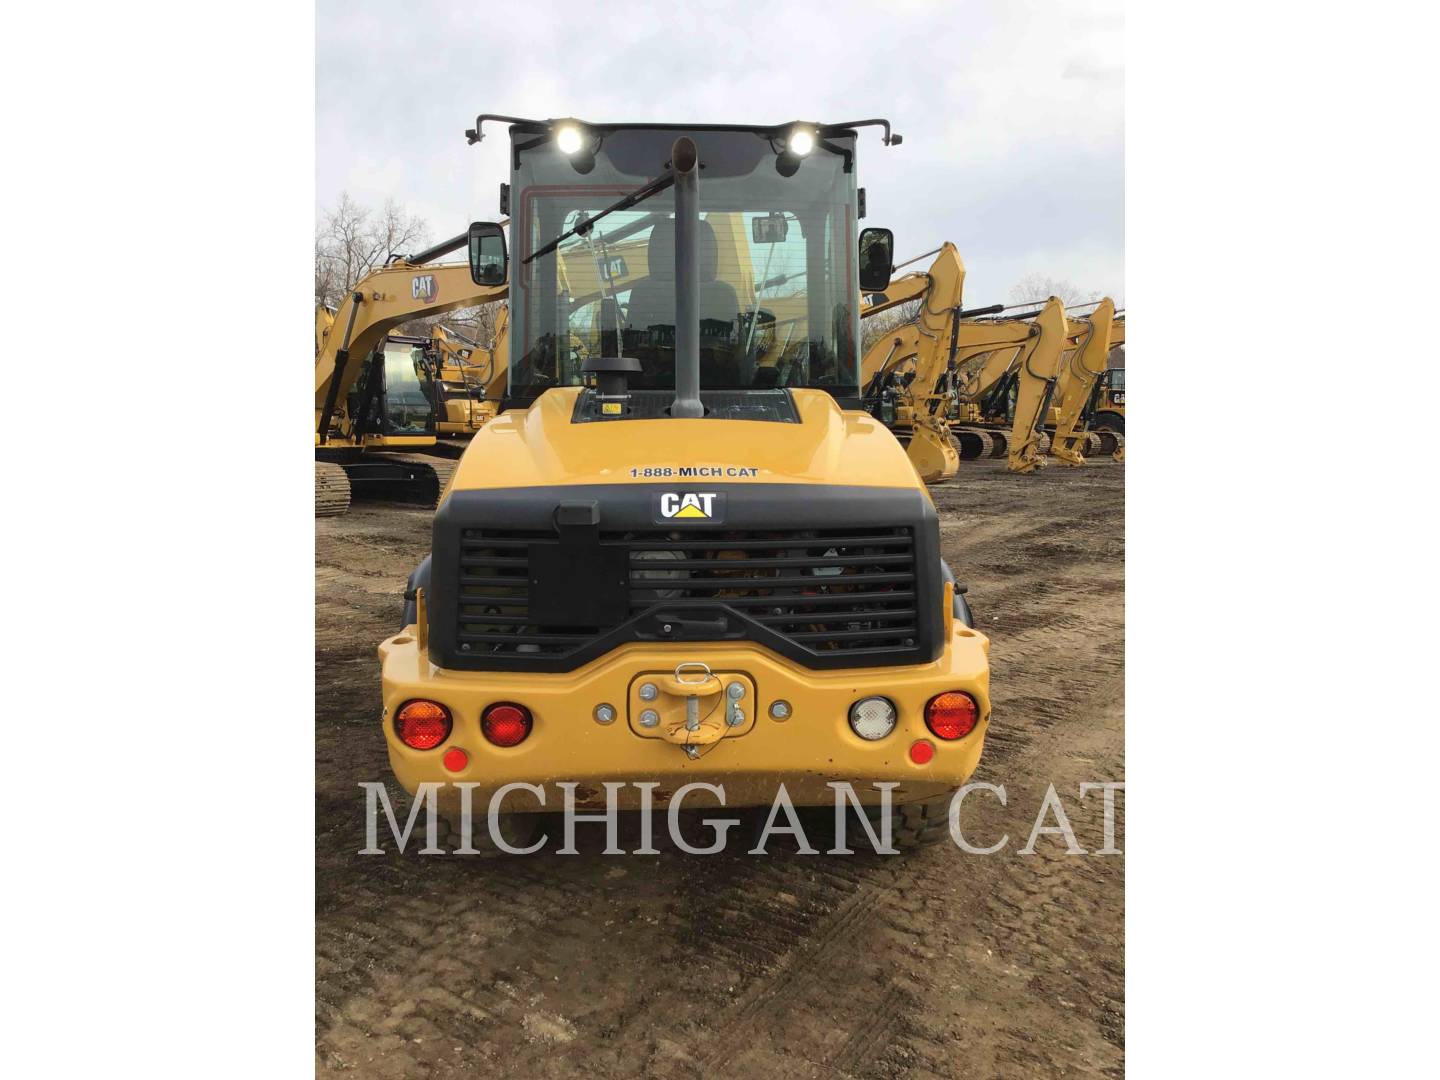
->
{"left": 952, "top": 425, "right": 1008, "bottom": 460}
{"left": 1036, "top": 431, "right": 1052, "bottom": 455}
{"left": 319, "top": 454, "right": 457, "bottom": 514}
{"left": 380, "top": 454, "right": 456, "bottom": 509}
{"left": 314, "top": 462, "right": 352, "bottom": 518}
{"left": 1083, "top": 432, "right": 1102, "bottom": 457}
{"left": 951, "top": 428, "right": 996, "bottom": 461}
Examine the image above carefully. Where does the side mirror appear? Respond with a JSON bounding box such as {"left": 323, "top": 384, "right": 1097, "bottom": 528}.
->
{"left": 468, "top": 221, "right": 508, "bottom": 286}
{"left": 858, "top": 227, "right": 894, "bottom": 292}
{"left": 752, "top": 212, "right": 789, "bottom": 244}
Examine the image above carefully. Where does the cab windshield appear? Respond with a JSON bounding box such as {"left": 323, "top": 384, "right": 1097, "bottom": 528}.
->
{"left": 509, "top": 128, "right": 860, "bottom": 400}
{"left": 380, "top": 342, "right": 435, "bottom": 434}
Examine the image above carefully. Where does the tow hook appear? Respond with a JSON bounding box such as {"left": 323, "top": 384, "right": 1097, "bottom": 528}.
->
{"left": 632, "top": 663, "right": 755, "bottom": 750}
{"left": 658, "top": 662, "right": 725, "bottom": 747}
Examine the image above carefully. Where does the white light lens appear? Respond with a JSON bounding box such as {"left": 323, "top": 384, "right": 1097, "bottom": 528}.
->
{"left": 556, "top": 125, "right": 584, "bottom": 154}
{"left": 849, "top": 696, "right": 897, "bottom": 741}
{"left": 788, "top": 128, "right": 815, "bottom": 156}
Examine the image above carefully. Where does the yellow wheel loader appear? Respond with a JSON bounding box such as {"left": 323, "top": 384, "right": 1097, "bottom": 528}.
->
{"left": 1081, "top": 313, "right": 1125, "bottom": 460}
{"left": 378, "top": 115, "right": 993, "bottom": 852}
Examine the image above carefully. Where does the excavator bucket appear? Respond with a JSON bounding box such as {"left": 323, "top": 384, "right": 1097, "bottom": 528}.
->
{"left": 906, "top": 423, "right": 960, "bottom": 483}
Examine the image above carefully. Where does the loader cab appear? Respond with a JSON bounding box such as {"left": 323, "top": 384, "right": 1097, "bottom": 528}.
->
{"left": 1102, "top": 367, "right": 1125, "bottom": 406}
{"left": 481, "top": 120, "right": 895, "bottom": 413}
{"left": 346, "top": 334, "right": 441, "bottom": 438}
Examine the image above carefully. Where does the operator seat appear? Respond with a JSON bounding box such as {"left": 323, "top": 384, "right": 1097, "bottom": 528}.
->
{"left": 624, "top": 217, "right": 739, "bottom": 337}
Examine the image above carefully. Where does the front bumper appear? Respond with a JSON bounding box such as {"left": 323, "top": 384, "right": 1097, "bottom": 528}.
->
{"left": 377, "top": 627, "right": 991, "bottom": 810}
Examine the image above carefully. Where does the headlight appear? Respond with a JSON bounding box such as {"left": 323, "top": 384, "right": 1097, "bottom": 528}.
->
{"left": 555, "top": 123, "right": 585, "bottom": 154}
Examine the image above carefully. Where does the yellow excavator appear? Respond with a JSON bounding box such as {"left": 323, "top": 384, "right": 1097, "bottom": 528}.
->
{"left": 317, "top": 230, "right": 651, "bottom": 515}
{"left": 315, "top": 232, "right": 510, "bottom": 515}
{"left": 431, "top": 314, "right": 510, "bottom": 439}
{"left": 860, "top": 243, "right": 1068, "bottom": 478}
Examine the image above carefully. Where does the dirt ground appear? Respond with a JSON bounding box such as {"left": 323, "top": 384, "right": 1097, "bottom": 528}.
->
{"left": 316, "top": 457, "right": 1125, "bottom": 1078}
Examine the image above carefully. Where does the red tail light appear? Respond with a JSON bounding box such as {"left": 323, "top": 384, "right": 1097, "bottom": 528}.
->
{"left": 482, "top": 703, "right": 532, "bottom": 747}
{"left": 925, "top": 691, "right": 978, "bottom": 740}
{"left": 395, "top": 699, "right": 452, "bottom": 749}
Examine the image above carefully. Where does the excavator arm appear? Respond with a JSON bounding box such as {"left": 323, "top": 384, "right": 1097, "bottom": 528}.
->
{"left": 991, "top": 298, "right": 1068, "bottom": 473}
{"left": 857, "top": 243, "right": 968, "bottom": 481}
{"left": 1047, "top": 298, "right": 1116, "bottom": 465}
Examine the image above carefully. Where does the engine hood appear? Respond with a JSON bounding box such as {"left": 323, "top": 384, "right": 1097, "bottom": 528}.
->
{"left": 447, "top": 387, "right": 924, "bottom": 492}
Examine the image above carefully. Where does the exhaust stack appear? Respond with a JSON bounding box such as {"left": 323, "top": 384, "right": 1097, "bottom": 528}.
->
{"left": 670, "top": 136, "right": 704, "bottom": 419}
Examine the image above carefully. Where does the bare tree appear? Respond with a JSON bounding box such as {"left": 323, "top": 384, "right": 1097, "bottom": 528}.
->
{"left": 314, "top": 192, "right": 430, "bottom": 309}
{"left": 396, "top": 301, "right": 507, "bottom": 348}
{"left": 1008, "top": 272, "right": 1102, "bottom": 309}
{"left": 443, "top": 301, "right": 507, "bottom": 349}
{"left": 860, "top": 299, "right": 922, "bottom": 357}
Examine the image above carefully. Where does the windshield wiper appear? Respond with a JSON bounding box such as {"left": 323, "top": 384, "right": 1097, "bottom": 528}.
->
{"left": 522, "top": 170, "right": 677, "bottom": 264}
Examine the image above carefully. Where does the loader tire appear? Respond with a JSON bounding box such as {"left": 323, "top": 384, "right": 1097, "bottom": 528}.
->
{"left": 955, "top": 589, "right": 974, "bottom": 629}
{"left": 879, "top": 792, "right": 958, "bottom": 851}
{"left": 1091, "top": 410, "right": 1125, "bottom": 436}
{"left": 808, "top": 791, "right": 957, "bottom": 852}
{"left": 439, "top": 810, "right": 547, "bottom": 857}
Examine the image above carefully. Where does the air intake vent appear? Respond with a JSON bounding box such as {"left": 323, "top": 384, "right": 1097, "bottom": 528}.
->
{"left": 455, "top": 527, "right": 919, "bottom": 664}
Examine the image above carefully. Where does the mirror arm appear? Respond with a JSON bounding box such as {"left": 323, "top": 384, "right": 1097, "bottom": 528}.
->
{"left": 816, "top": 137, "right": 853, "bottom": 173}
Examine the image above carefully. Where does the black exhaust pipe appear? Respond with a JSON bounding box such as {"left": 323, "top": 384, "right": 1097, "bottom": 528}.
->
{"left": 670, "top": 136, "right": 704, "bottom": 419}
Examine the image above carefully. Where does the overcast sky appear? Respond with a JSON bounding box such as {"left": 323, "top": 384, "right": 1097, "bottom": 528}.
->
{"left": 317, "top": 0, "right": 1123, "bottom": 307}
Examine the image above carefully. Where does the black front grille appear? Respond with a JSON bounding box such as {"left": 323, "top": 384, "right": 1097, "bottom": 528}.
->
{"left": 455, "top": 527, "right": 920, "bottom": 664}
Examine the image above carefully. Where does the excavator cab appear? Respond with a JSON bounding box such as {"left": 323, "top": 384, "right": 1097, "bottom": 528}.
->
{"left": 346, "top": 335, "right": 441, "bottom": 439}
